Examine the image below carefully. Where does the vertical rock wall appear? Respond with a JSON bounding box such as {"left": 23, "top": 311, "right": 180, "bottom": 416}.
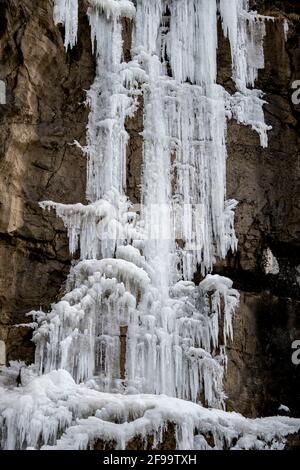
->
{"left": 219, "top": 6, "right": 300, "bottom": 417}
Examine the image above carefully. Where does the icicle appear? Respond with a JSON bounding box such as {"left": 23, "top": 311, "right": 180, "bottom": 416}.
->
{"left": 166, "top": 0, "right": 218, "bottom": 85}
{"left": 53, "top": 0, "right": 78, "bottom": 50}
{"left": 89, "top": 0, "right": 135, "bottom": 20}
{"left": 219, "top": 0, "right": 272, "bottom": 90}
{"left": 283, "top": 19, "right": 289, "bottom": 42}
{"left": 86, "top": 7, "right": 134, "bottom": 201}
{"left": 39, "top": 195, "right": 143, "bottom": 260}
{"left": 34, "top": 0, "right": 273, "bottom": 405}
{"left": 37, "top": 0, "right": 273, "bottom": 404}
{"left": 1, "top": 370, "right": 299, "bottom": 450}
{"left": 133, "top": 0, "right": 164, "bottom": 54}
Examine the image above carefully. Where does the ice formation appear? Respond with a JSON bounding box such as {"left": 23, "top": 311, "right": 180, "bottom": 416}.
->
{"left": 1, "top": 0, "right": 299, "bottom": 450}
{"left": 283, "top": 19, "right": 289, "bottom": 42}
{"left": 53, "top": 0, "right": 79, "bottom": 49}
{"left": 1, "top": 369, "right": 300, "bottom": 450}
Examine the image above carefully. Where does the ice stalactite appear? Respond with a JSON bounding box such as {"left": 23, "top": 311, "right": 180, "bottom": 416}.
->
{"left": 1, "top": 0, "right": 299, "bottom": 450}
{"left": 41, "top": 1, "right": 269, "bottom": 402}
{"left": 218, "top": 0, "right": 273, "bottom": 148}
{"left": 165, "top": 0, "right": 218, "bottom": 86}
{"left": 283, "top": 19, "right": 289, "bottom": 42}
{"left": 53, "top": 0, "right": 79, "bottom": 49}
{"left": 219, "top": 0, "right": 269, "bottom": 90}
{"left": 85, "top": 3, "right": 138, "bottom": 201}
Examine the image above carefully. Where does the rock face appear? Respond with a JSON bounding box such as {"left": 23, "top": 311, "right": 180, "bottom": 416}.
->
{"left": 0, "top": 1, "right": 299, "bottom": 419}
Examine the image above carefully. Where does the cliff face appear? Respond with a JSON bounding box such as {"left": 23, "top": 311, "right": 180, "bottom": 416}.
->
{"left": 0, "top": 1, "right": 299, "bottom": 418}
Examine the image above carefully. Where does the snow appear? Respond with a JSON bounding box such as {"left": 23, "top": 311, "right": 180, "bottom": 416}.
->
{"left": 73, "top": 258, "right": 151, "bottom": 290}
{"left": 89, "top": 0, "right": 136, "bottom": 20}
{"left": 0, "top": 0, "right": 288, "bottom": 451}
{"left": 283, "top": 19, "right": 289, "bottom": 42}
{"left": 279, "top": 404, "right": 290, "bottom": 414}
{"left": 0, "top": 370, "right": 299, "bottom": 450}
{"left": 219, "top": 1, "right": 273, "bottom": 90}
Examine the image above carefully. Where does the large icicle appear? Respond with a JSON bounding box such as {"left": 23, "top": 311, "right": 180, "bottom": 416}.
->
{"left": 34, "top": 0, "right": 271, "bottom": 403}
{"left": 218, "top": 0, "right": 270, "bottom": 90}
{"left": 166, "top": 0, "right": 218, "bottom": 85}
{"left": 219, "top": 0, "right": 273, "bottom": 148}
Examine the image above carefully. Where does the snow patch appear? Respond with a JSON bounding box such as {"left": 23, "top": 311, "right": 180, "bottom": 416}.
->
{"left": 0, "top": 370, "right": 299, "bottom": 450}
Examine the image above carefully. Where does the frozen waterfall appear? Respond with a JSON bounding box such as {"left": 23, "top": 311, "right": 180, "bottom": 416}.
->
{"left": 0, "top": 0, "right": 299, "bottom": 450}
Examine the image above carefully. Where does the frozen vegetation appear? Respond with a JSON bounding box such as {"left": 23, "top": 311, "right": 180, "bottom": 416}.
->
{"left": 0, "top": 0, "right": 299, "bottom": 450}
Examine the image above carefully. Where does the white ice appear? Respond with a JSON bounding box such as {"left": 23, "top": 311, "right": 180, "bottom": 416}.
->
{"left": 0, "top": 0, "right": 289, "bottom": 451}
{"left": 53, "top": 0, "right": 79, "bottom": 49}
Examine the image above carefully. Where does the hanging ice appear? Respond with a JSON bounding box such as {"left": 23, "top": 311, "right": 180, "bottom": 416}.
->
{"left": 1, "top": 0, "right": 298, "bottom": 451}
{"left": 218, "top": 0, "right": 272, "bottom": 90}
{"left": 283, "top": 19, "right": 289, "bottom": 42}
{"left": 53, "top": 0, "right": 79, "bottom": 50}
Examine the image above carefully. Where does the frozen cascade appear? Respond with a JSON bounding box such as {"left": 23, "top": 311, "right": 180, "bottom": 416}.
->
{"left": 1, "top": 0, "right": 300, "bottom": 450}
